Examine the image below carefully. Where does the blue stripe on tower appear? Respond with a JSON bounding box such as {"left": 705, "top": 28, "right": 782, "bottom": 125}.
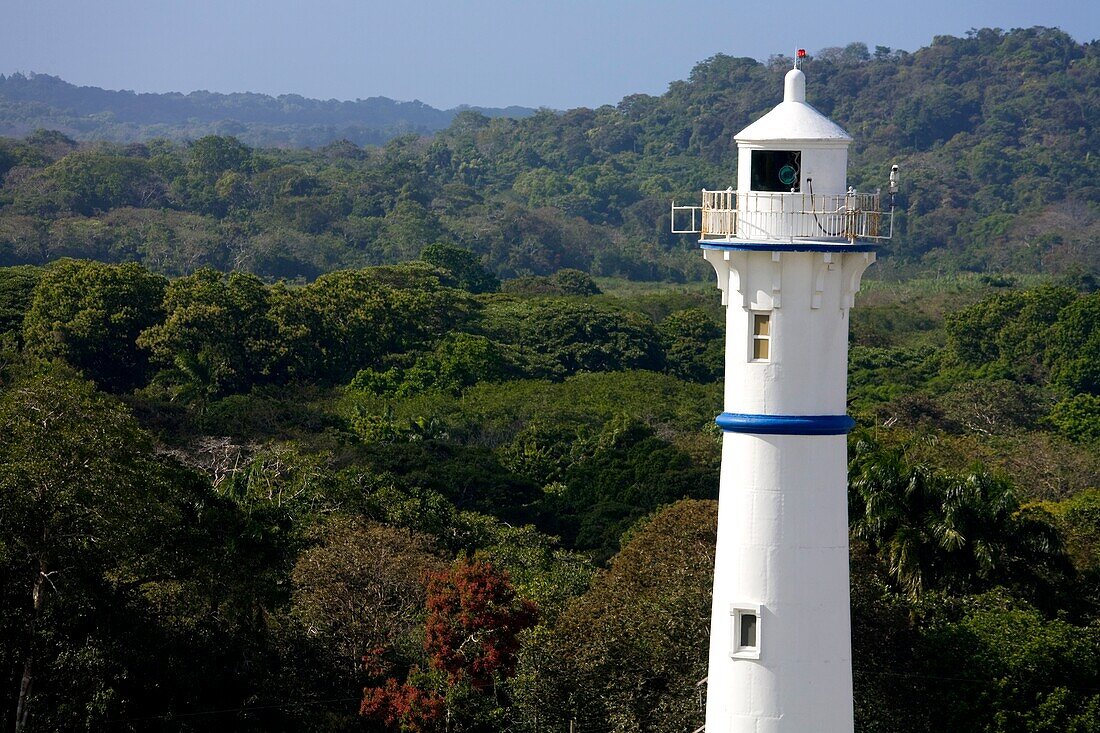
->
{"left": 715, "top": 412, "right": 856, "bottom": 435}
{"left": 700, "top": 241, "right": 878, "bottom": 253}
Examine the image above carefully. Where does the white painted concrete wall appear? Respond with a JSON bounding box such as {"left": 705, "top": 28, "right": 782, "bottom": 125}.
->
{"left": 702, "top": 248, "right": 873, "bottom": 733}
{"left": 706, "top": 431, "right": 853, "bottom": 733}
{"left": 703, "top": 249, "right": 874, "bottom": 416}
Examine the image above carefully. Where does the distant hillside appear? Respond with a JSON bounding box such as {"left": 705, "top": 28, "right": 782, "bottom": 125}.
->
{"left": 0, "top": 72, "right": 536, "bottom": 146}
{"left": 0, "top": 27, "right": 1096, "bottom": 281}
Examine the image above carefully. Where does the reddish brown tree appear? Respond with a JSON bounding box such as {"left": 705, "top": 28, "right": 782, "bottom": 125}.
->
{"left": 360, "top": 678, "right": 446, "bottom": 733}
{"left": 361, "top": 558, "right": 538, "bottom": 731}
{"left": 423, "top": 558, "right": 539, "bottom": 691}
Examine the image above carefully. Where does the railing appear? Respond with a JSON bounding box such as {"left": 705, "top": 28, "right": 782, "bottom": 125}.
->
{"left": 671, "top": 188, "right": 892, "bottom": 242}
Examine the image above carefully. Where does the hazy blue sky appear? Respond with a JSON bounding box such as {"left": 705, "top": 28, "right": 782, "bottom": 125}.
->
{"left": 2, "top": 0, "right": 1096, "bottom": 109}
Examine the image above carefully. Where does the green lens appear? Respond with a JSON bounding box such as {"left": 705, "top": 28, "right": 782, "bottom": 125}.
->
{"left": 778, "top": 165, "right": 797, "bottom": 186}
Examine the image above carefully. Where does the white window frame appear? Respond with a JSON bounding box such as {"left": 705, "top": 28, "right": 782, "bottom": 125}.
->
{"left": 730, "top": 603, "right": 762, "bottom": 660}
{"left": 750, "top": 312, "right": 771, "bottom": 362}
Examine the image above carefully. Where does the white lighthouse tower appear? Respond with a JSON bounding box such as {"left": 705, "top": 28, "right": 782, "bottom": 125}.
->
{"left": 673, "top": 59, "right": 894, "bottom": 733}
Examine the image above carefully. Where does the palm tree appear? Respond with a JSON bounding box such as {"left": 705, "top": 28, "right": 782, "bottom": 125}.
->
{"left": 848, "top": 433, "right": 1067, "bottom": 599}
{"left": 849, "top": 435, "right": 943, "bottom": 597}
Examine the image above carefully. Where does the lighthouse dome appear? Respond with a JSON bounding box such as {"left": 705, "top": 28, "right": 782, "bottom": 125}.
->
{"left": 735, "top": 68, "right": 852, "bottom": 143}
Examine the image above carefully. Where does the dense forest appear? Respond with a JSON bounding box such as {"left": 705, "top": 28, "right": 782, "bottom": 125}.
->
{"left": 1, "top": 254, "right": 1098, "bottom": 733}
{"left": 1, "top": 26, "right": 1097, "bottom": 280}
{"left": 0, "top": 25, "right": 1098, "bottom": 733}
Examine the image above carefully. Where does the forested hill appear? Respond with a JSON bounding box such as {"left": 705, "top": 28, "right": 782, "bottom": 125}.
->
{"left": 0, "top": 72, "right": 536, "bottom": 146}
{"left": 0, "top": 26, "right": 1097, "bottom": 280}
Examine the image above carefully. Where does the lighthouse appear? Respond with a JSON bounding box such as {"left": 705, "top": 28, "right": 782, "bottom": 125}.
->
{"left": 672, "top": 58, "right": 894, "bottom": 733}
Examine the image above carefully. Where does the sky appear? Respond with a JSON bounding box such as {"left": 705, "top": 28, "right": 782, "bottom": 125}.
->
{"left": 1, "top": 0, "right": 1097, "bottom": 110}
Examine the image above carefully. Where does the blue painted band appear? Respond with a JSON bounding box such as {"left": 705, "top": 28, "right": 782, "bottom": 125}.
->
{"left": 715, "top": 412, "right": 856, "bottom": 435}
{"left": 701, "top": 241, "right": 878, "bottom": 253}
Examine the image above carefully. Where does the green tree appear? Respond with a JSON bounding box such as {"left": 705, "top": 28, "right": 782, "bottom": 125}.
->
{"left": 186, "top": 135, "right": 252, "bottom": 180}
{"left": 379, "top": 199, "right": 442, "bottom": 262}
{"left": 275, "top": 265, "right": 475, "bottom": 383}
{"left": 1047, "top": 291, "right": 1100, "bottom": 395}
{"left": 477, "top": 524, "right": 594, "bottom": 626}
{"left": 0, "top": 370, "right": 157, "bottom": 732}
{"left": 0, "top": 266, "right": 41, "bottom": 340}
{"left": 176, "top": 135, "right": 254, "bottom": 215}
{"left": 943, "top": 285, "right": 1077, "bottom": 384}
{"left": 548, "top": 269, "right": 600, "bottom": 296}
{"left": 480, "top": 298, "right": 662, "bottom": 379}
{"left": 22, "top": 259, "right": 166, "bottom": 391}
{"left": 421, "top": 243, "right": 500, "bottom": 294}
{"left": 353, "top": 333, "right": 509, "bottom": 397}
{"left": 1035, "top": 489, "right": 1100, "bottom": 574}
{"left": 500, "top": 269, "right": 602, "bottom": 297}
{"left": 46, "top": 151, "right": 166, "bottom": 215}
{"left": 918, "top": 595, "right": 1100, "bottom": 732}
{"left": 137, "top": 267, "right": 278, "bottom": 399}
{"left": 556, "top": 416, "right": 718, "bottom": 556}
{"left": 658, "top": 307, "right": 724, "bottom": 382}
{"left": 1046, "top": 393, "right": 1100, "bottom": 443}
{"left": 527, "top": 499, "right": 716, "bottom": 732}
{"left": 848, "top": 434, "right": 1068, "bottom": 600}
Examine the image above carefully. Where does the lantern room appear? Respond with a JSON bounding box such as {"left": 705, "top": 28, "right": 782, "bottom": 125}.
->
{"left": 672, "top": 64, "right": 895, "bottom": 244}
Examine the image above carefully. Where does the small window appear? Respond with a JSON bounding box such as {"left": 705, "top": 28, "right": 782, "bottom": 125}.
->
{"left": 751, "top": 150, "right": 801, "bottom": 192}
{"left": 752, "top": 313, "right": 770, "bottom": 361}
{"left": 730, "top": 604, "right": 762, "bottom": 659}
{"left": 739, "top": 613, "right": 757, "bottom": 648}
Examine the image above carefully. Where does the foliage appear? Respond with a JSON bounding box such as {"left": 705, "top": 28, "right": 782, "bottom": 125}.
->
{"left": 0, "top": 269, "right": 1097, "bottom": 731}
{"left": 479, "top": 297, "right": 663, "bottom": 378}
{"left": 849, "top": 433, "right": 1070, "bottom": 602}
{"left": 848, "top": 542, "right": 928, "bottom": 733}
{"left": 524, "top": 499, "right": 716, "bottom": 732}
{"left": 361, "top": 558, "right": 537, "bottom": 732}
{"left": 424, "top": 559, "right": 538, "bottom": 691}
{"left": 0, "top": 264, "right": 40, "bottom": 338}
{"left": 351, "top": 333, "right": 509, "bottom": 398}
{"left": 291, "top": 517, "right": 445, "bottom": 679}
{"left": 658, "top": 307, "right": 723, "bottom": 382}
{"left": 552, "top": 415, "right": 718, "bottom": 556}
{"left": 501, "top": 269, "right": 602, "bottom": 297}
{"left": 476, "top": 524, "right": 594, "bottom": 625}
{"left": 137, "top": 267, "right": 277, "bottom": 399}
{"left": 917, "top": 594, "right": 1100, "bottom": 732}
{"left": 0, "top": 368, "right": 154, "bottom": 582}
{"left": 1047, "top": 291, "right": 1100, "bottom": 395}
{"left": 46, "top": 150, "right": 165, "bottom": 215}
{"left": 3, "top": 28, "right": 1096, "bottom": 281}
{"left": 942, "top": 284, "right": 1078, "bottom": 384}
{"left": 360, "top": 678, "right": 447, "bottom": 733}
{"left": 1036, "top": 489, "right": 1100, "bottom": 573}
{"left": 421, "top": 243, "right": 500, "bottom": 294}
{"left": 1046, "top": 393, "right": 1100, "bottom": 444}
{"left": 274, "top": 264, "right": 477, "bottom": 384}
{"left": 0, "top": 369, "right": 159, "bottom": 730}
{"left": 22, "top": 258, "right": 165, "bottom": 390}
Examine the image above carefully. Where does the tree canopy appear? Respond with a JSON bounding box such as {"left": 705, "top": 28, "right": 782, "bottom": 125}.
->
{"left": 2, "top": 28, "right": 1097, "bottom": 281}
